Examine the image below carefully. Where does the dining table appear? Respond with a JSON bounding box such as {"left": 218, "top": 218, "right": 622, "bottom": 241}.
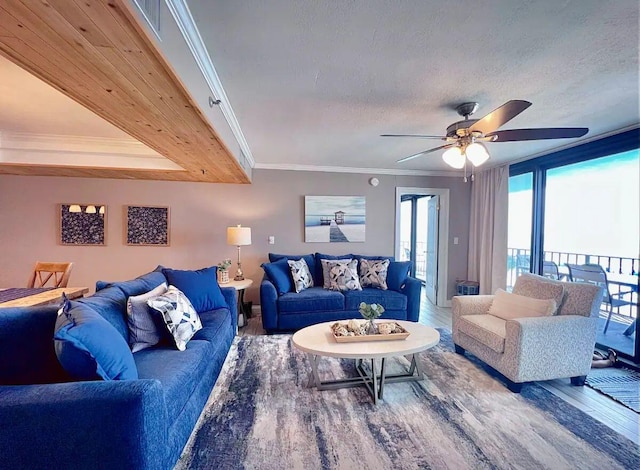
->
{"left": 0, "top": 287, "right": 89, "bottom": 308}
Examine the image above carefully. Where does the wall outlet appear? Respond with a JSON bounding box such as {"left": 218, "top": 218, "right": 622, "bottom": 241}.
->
{"left": 268, "top": 236, "right": 275, "bottom": 245}
{"left": 453, "top": 237, "right": 459, "bottom": 245}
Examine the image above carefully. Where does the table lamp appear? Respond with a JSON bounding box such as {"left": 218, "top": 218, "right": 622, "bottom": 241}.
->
{"left": 227, "top": 225, "right": 251, "bottom": 281}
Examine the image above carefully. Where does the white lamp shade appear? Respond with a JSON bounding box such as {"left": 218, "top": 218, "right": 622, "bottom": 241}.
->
{"left": 85, "top": 205, "right": 97, "bottom": 214}
{"left": 69, "top": 204, "right": 82, "bottom": 213}
{"left": 442, "top": 146, "right": 465, "bottom": 169}
{"left": 466, "top": 142, "right": 490, "bottom": 167}
{"left": 227, "top": 225, "right": 252, "bottom": 246}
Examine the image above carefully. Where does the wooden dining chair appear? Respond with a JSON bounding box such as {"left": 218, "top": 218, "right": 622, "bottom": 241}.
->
{"left": 27, "top": 262, "right": 73, "bottom": 288}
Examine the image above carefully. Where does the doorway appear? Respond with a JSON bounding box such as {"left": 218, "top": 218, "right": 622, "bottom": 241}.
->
{"left": 395, "top": 187, "right": 450, "bottom": 307}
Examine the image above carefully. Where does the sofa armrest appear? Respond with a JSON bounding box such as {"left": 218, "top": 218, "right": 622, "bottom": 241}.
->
{"left": 220, "top": 287, "right": 238, "bottom": 331}
{"left": 401, "top": 276, "right": 422, "bottom": 322}
{"left": 452, "top": 295, "right": 495, "bottom": 340}
{"left": 260, "top": 277, "right": 279, "bottom": 332}
{"left": 0, "top": 379, "right": 168, "bottom": 470}
{"left": 505, "top": 315, "right": 597, "bottom": 381}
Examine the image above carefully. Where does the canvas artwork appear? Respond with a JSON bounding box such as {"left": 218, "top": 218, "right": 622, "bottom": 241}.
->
{"left": 59, "top": 204, "right": 106, "bottom": 245}
{"left": 305, "top": 196, "right": 365, "bottom": 243}
{"left": 125, "top": 206, "right": 170, "bottom": 246}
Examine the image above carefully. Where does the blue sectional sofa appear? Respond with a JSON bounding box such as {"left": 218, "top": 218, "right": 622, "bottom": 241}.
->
{"left": 0, "top": 267, "right": 237, "bottom": 470}
{"left": 261, "top": 253, "right": 422, "bottom": 332}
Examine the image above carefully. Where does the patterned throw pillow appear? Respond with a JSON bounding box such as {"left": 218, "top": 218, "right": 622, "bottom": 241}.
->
{"left": 359, "top": 259, "right": 390, "bottom": 290}
{"left": 288, "top": 258, "right": 313, "bottom": 293}
{"left": 321, "top": 258, "right": 353, "bottom": 288}
{"left": 147, "top": 286, "right": 202, "bottom": 351}
{"left": 328, "top": 259, "right": 362, "bottom": 292}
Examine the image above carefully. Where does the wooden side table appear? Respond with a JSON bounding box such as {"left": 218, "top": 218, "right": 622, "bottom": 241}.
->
{"left": 222, "top": 279, "right": 253, "bottom": 328}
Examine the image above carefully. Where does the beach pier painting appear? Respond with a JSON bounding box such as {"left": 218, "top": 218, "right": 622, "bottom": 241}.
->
{"left": 305, "top": 196, "right": 365, "bottom": 242}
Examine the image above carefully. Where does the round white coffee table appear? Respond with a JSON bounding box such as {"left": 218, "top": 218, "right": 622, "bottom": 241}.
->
{"left": 292, "top": 320, "right": 440, "bottom": 404}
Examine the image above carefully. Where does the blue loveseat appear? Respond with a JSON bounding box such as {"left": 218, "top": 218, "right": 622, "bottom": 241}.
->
{"left": 0, "top": 268, "right": 237, "bottom": 470}
{"left": 261, "top": 253, "right": 422, "bottom": 332}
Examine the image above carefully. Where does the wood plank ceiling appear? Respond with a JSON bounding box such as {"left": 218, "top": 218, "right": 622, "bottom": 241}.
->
{"left": 0, "top": 0, "right": 249, "bottom": 183}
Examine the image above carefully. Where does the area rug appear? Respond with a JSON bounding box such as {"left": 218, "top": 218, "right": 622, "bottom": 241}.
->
{"left": 587, "top": 366, "right": 640, "bottom": 413}
{"left": 177, "top": 330, "right": 640, "bottom": 470}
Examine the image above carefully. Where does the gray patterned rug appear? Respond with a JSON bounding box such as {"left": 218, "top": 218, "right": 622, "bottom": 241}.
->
{"left": 587, "top": 366, "right": 640, "bottom": 413}
{"left": 177, "top": 330, "right": 640, "bottom": 470}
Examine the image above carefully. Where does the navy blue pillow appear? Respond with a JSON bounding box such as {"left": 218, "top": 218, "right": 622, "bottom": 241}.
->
{"left": 54, "top": 297, "right": 138, "bottom": 381}
{"left": 162, "top": 266, "right": 227, "bottom": 313}
{"left": 262, "top": 258, "right": 293, "bottom": 295}
{"left": 269, "top": 253, "right": 317, "bottom": 285}
{"left": 387, "top": 261, "right": 413, "bottom": 291}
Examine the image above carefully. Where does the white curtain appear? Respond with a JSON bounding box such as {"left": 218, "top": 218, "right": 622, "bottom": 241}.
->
{"left": 467, "top": 165, "right": 509, "bottom": 294}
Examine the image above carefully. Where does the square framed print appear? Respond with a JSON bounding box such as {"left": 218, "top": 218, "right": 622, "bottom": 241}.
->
{"left": 125, "top": 206, "right": 170, "bottom": 246}
{"left": 59, "top": 204, "right": 107, "bottom": 245}
{"left": 304, "top": 196, "right": 365, "bottom": 242}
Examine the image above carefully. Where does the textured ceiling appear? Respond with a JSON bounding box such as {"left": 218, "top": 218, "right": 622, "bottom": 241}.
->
{"left": 190, "top": 0, "right": 640, "bottom": 172}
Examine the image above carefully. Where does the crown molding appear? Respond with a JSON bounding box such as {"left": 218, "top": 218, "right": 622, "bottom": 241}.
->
{"left": 253, "top": 162, "right": 461, "bottom": 177}
{"left": 165, "top": 0, "right": 255, "bottom": 168}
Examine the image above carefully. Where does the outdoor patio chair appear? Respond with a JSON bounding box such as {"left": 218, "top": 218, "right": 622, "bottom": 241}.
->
{"left": 27, "top": 262, "right": 73, "bottom": 288}
{"left": 543, "top": 260, "right": 560, "bottom": 280}
{"left": 566, "top": 263, "right": 634, "bottom": 334}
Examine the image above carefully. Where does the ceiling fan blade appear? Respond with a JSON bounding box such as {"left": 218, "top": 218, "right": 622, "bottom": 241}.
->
{"left": 468, "top": 100, "right": 532, "bottom": 134}
{"left": 381, "top": 134, "right": 446, "bottom": 140}
{"left": 487, "top": 127, "right": 589, "bottom": 142}
{"left": 396, "top": 144, "right": 454, "bottom": 163}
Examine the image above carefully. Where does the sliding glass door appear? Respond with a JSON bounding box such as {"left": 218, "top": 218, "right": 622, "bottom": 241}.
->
{"left": 508, "top": 129, "right": 640, "bottom": 363}
{"left": 543, "top": 151, "right": 639, "bottom": 358}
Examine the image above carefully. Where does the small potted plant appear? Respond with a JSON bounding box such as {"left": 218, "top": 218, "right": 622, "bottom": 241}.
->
{"left": 359, "top": 302, "right": 385, "bottom": 335}
{"left": 217, "top": 259, "right": 232, "bottom": 284}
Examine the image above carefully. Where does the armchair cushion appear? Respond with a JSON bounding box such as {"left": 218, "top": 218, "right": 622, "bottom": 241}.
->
{"left": 489, "top": 289, "right": 557, "bottom": 321}
{"left": 512, "top": 273, "right": 565, "bottom": 311}
{"left": 458, "top": 315, "right": 507, "bottom": 353}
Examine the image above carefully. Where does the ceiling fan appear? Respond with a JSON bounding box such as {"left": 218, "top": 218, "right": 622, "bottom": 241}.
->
{"left": 382, "top": 100, "right": 588, "bottom": 169}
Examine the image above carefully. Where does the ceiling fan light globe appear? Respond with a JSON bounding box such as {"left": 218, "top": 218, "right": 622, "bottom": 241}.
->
{"left": 442, "top": 147, "right": 465, "bottom": 169}
{"left": 466, "top": 142, "right": 490, "bottom": 167}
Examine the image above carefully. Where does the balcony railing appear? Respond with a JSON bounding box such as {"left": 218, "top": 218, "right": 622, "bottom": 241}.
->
{"left": 399, "top": 241, "right": 426, "bottom": 281}
{"left": 508, "top": 247, "right": 638, "bottom": 324}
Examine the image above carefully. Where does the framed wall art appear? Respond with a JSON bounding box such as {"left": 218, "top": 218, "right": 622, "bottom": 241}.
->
{"left": 125, "top": 205, "right": 170, "bottom": 246}
{"left": 59, "top": 204, "right": 107, "bottom": 246}
{"left": 304, "top": 196, "right": 365, "bottom": 243}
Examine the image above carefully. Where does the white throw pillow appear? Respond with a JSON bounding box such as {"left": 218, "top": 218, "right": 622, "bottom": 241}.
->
{"left": 489, "top": 288, "right": 557, "bottom": 321}
{"left": 127, "top": 282, "right": 168, "bottom": 352}
{"left": 147, "top": 286, "right": 202, "bottom": 351}
{"left": 288, "top": 258, "right": 313, "bottom": 293}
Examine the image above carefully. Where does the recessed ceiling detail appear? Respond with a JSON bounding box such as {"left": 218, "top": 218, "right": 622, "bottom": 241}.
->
{"left": 0, "top": 0, "right": 249, "bottom": 183}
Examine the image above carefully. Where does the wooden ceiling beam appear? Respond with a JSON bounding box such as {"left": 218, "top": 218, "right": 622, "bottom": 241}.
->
{"left": 0, "top": 1, "right": 249, "bottom": 183}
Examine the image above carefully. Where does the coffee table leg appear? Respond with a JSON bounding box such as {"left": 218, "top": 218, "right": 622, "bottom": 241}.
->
{"left": 310, "top": 354, "right": 321, "bottom": 388}
{"left": 371, "top": 359, "right": 378, "bottom": 405}
{"left": 379, "top": 358, "right": 387, "bottom": 400}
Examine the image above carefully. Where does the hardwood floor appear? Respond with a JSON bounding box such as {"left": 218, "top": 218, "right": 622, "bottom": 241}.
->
{"left": 240, "top": 298, "right": 639, "bottom": 443}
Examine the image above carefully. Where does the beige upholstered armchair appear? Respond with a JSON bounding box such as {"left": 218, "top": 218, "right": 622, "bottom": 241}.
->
{"left": 452, "top": 273, "right": 603, "bottom": 392}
